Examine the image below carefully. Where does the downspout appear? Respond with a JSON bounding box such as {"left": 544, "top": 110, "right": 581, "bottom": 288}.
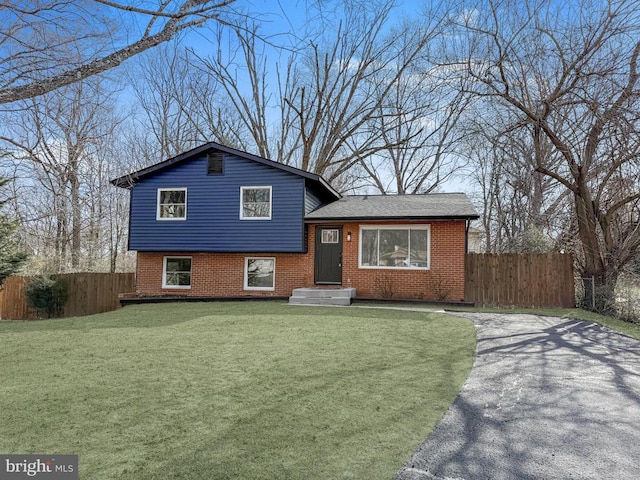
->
{"left": 464, "top": 219, "right": 471, "bottom": 304}
{"left": 465, "top": 219, "right": 470, "bottom": 254}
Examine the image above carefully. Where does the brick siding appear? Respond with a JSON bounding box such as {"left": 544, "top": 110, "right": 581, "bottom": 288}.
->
{"left": 135, "top": 220, "right": 467, "bottom": 301}
{"left": 338, "top": 221, "right": 466, "bottom": 301}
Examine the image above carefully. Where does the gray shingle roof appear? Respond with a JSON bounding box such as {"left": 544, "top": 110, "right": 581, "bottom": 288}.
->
{"left": 305, "top": 193, "right": 479, "bottom": 221}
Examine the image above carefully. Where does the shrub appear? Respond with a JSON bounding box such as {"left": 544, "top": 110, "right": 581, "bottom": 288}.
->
{"left": 25, "top": 275, "right": 68, "bottom": 318}
{"left": 428, "top": 271, "right": 453, "bottom": 301}
{"left": 578, "top": 275, "right": 640, "bottom": 323}
{"left": 374, "top": 273, "right": 395, "bottom": 298}
{"left": 615, "top": 277, "right": 640, "bottom": 324}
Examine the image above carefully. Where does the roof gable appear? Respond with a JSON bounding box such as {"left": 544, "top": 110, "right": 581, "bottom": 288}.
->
{"left": 110, "top": 142, "right": 340, "bottom": 200}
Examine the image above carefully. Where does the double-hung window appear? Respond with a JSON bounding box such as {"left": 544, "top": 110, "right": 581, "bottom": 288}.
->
{"left": 360, "top": 226, "right": 430, "bottom": 269}
{"left": 244, "top": 257, "right": 275, "bottom": 290}
{"left": 162, "top": 256, "right": 192, "bottom": 288}
{"left": 157, "top": 188, "right": 187, "bottom": 220}
{"left": 240, "top": 186, "right": 272, "bottom": 220}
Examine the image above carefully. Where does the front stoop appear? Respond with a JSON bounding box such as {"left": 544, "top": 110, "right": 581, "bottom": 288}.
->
{"left": 289, "top": 287, "right": 356, "bottom": 306}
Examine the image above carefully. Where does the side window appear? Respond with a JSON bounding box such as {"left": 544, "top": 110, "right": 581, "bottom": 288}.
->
{"left": 157, "top": 188, "right": 187, "bottom": 220}
{"left": 163, "top": 257, "right": 192, "bottom": 288}
{"left": 240, "top": 186, "right": 272, "bottom": 220}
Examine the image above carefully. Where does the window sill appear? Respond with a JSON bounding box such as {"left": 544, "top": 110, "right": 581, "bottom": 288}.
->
{"left": 358, "top": 265, "right": 430, "bottom": 271}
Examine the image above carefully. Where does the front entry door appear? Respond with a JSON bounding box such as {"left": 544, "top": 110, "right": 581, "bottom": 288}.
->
{"left": 315, "top": 226, "right": 343, "bottom": 284}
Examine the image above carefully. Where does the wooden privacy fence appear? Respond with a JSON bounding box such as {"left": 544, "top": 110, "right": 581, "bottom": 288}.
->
{"left": 0, "top": 273, "right": 135, "bottom": 320}
{"left": 465, "top": 253, "right": 575, "bottom": 308}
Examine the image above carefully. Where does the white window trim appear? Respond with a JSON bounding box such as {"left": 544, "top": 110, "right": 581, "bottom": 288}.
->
{"left": 157, "top": 188, "right": 187, "bottom": 221}
{"left": 244, "top": 257, "right": 276, "bottom": 291}
{"left": 239, "top": 186, "right": 272, "bottom": 220}
{"left": 358, "top": 225, "right": 430, "bottom": 270}
{"left": 162, "top": 256, "right": 192, "bottom": 289}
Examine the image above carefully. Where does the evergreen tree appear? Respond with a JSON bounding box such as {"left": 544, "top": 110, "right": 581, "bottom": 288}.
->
{"left": 0, "top": 177, "right": 27, "bottom": 283}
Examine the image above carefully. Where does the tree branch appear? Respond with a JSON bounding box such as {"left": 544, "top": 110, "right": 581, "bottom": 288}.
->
{"left": 0, "top": 0, "right": 236, "bottom": 104}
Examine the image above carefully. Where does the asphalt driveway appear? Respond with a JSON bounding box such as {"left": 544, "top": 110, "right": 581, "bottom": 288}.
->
{"left": 394, "top": 313, "right": 640, "bottom": 480}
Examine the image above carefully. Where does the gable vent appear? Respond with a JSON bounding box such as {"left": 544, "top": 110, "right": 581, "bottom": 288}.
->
{"left": 207, "top": 151, "right": 224, "bottom": 175}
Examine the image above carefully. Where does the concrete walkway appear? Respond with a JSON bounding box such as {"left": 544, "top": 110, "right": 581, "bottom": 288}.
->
{"left": 394, "top": 313, "right": 640, "bottom": 480}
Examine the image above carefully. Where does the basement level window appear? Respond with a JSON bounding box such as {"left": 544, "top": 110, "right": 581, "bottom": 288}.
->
{"left": 244, "top": 257, "right": 275, "bottom": 291}
{"left": 207, "top": 152, "right": 224, "bottom": 175}
{"left": 162, "top": 256, "right": 192, "bottom": 288}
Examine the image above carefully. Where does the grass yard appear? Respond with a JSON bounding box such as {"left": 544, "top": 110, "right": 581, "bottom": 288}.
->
{"left": 0, "top": 302, "right": 475, "bottom": 479}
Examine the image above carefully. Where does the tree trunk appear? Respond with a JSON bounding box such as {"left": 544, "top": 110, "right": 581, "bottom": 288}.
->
{"left": 70, "top": 156, "right": 81, "bottom": 269}
{"left": 574, "top": 192, "right": 617, "bottom": 312}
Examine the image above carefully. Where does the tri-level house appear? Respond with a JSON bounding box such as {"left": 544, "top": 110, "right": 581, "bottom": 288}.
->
{"left": 111, "top": 142, "right": 479, "bottom": 304}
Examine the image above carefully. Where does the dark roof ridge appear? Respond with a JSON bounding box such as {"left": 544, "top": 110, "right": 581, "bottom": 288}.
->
{"left": 344, "top": 192, "right": 468, "bottom": 197}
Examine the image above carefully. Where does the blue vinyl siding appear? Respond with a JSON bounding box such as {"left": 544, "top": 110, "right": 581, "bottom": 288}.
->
{"left": 129, "top": 153, "right": 306, "bottom": 252}
{"left": 304, "top": 184, "right": 323, "bottom": 214}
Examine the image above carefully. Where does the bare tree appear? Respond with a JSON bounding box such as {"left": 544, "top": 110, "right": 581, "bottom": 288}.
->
{"left": 453, "top": 0, "right": 640, "bottom": 310}
{"left": 123, "top": 1, "right": 466, "bottom": 194}
{"left": 128, "top": 44, "right": 203, "bottom": 161}
{"left": 359, "top": 59, "right": 471, "bottom": 194}
{"left": 0, "top": 78, "right": 126, "bottom": 271}
{"left": 188, "top": 0, "right": 454, "bottom": 189}
{"left": 463, "top": 117, "right": 569, "bottom": 253}
{"left": 0, "top": 0, "right": 236, "bottom": 104}
{"left": 191, "top": 20, "right": 300, "bottom": 163}
{"left": 283, "top": 3, "right": 439, "bottom": 183}
{"left": 127, "top": 43, "right": 250, "bottom": 167}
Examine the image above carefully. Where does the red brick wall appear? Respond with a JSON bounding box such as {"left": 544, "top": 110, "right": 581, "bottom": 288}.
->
{"left": 136, "top": 251, "right": 314, "bottom": 297}
{"left": 338, "top": 221, "right": 466, "bottom": 301}
{"left": 135, "top": 220, "right": 467, "bottom": 301}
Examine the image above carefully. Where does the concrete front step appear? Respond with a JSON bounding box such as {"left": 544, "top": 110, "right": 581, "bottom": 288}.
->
{"left": 289, "top": 296, "right": 352, "bottom": 306}
{"left": 289, "top": 287, "right": 356, "bottom": 306}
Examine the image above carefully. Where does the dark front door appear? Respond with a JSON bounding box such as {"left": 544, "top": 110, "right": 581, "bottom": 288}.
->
{"left": 315, "top": 226, "right": 343, "bottom": 284}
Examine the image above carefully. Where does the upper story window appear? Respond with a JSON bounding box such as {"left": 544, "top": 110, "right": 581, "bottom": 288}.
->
{"left": 359, "top": 225, "right": 430, "bottom": 269}
{"left": 240, "top": 186, "right": 272, "bottom": 220}
{"left": 157, "top": 188, "right": 187, "bottom": 220}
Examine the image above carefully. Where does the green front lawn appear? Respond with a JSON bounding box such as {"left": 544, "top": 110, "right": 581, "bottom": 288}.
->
{"left": 0, "top": 302, "right": 475, "bottom": 479}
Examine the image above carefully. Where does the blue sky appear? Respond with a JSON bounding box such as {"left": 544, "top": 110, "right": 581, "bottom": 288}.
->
{"left": 181, "top": 0, "right": 429, "bottom": 53}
